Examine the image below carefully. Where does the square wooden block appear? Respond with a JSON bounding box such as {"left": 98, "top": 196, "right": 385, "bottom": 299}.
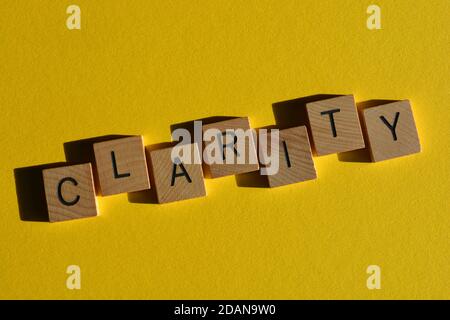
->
{"left": 260, "top": 126, "right": 317, "bottom": 187}
{"left": 202, "top": 117, "right": 259, "bottom": 178}
{"left": 93, "top": 136, "right": 150, "bottom": 196}
{"left": 147, "top": 143, "right": 206, "bottom": 203}
{"left": 306, "top": 94, "right": 365, "bottom": 155}
{"left": 360, "top": 100, "right": 421, "bottom": 162}
{"left": 43, "top": 163, "right": 98, "bottom": 222}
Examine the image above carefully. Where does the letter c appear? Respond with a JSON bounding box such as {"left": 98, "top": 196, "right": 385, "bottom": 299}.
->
{"left": 57, "top": 177, "right": 80, "bottom": 206}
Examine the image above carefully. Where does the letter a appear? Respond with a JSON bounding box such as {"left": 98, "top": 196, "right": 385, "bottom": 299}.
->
{"left": 367, "top": 5, "right": 381, "bottom": 30}
{"left": 366, "top": 265, "right": 381, "bottom": 289}
{"left": 66, "top": 5, "right": 81, "bottom": 30}
{"left": 66, "top": 265, "right": 81, "bottom": 290}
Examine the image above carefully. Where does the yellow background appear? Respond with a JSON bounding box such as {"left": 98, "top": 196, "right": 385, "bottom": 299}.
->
{"left": 1, "top": 0, "right": 449, "bottom": 299}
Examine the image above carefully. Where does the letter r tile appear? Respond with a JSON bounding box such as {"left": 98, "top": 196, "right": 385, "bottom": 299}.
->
{"left": 202, "top": 117, "right": 259, "bottom": 178}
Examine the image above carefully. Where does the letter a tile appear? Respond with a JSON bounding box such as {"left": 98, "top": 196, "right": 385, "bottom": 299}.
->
{"left": 147, "top": 143, "right": 206, "bottom": 203}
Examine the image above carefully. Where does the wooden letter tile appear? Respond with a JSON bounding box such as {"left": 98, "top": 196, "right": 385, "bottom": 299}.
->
{"left": 261, "top": 126, "right": 317, "bottom": 187}
{"left": 43, "top": 163, "right": 98, "bottom": 222}
{"left": 360, "top": 100, "right": 421, "bottom": 162}
{"left": 306, "top": 94, "right": 365, "bottom": 155}
{"left": 202, "top": 117, "right": 259, "bottom": 178}
{"left": 147, "top": 143, "right": 206, "bottom": 203}
{"left": 93, "top": 136, "right": 150, "bottom": 196}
